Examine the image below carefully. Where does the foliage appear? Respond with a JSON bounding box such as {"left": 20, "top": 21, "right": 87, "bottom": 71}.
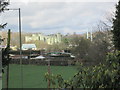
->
{"left": 26, "top": 40, "right": 49, "bottom": 50}
{"left": 0, "top": 36, "right": 4, "bottom": 44}
{"left": 62, "top": 37, "right": 70, "bottom": 45}
{"left": 45, "top": 72, "right": 72, "bottom": 88}
{"left": 2, "top": 30, "right": 11, "bottom": 69}
{"left": 88, "top": 31, "right": 111, "bottom": 63}
{"left": 0, "top": 0, "right": 10, "bottom": 73}
{"left": 70, "top": 31, "right": 112, "bottom": 64}
{"left": 112, "top": 0, "right": 120, "bottom": 50}
{"left": 47, "top": 42, "right": 68, "bottom": 52}
{"left": 0, "top": 0, "right": 9, "bottom": 28}
{"left": 71, "top": 37, "right": 91, "bottom": 60}
{"left": 0, "top": 0, "right": 9, "bottom": 12}
{"left": 45, "top": 51, "right": 120, "bottom": 89}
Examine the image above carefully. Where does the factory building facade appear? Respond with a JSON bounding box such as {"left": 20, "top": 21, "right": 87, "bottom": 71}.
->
{"left": 25, "top": 33, "right": 62, "bottom": 45}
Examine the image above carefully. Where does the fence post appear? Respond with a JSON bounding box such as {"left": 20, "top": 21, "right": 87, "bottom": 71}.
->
{"left": 47, "top": 59, "right": 51, "bottom": 89}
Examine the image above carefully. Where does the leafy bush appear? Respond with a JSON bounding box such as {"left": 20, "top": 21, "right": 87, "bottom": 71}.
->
{"left": 45, "top": 51, "right": 120, "bottom": 89}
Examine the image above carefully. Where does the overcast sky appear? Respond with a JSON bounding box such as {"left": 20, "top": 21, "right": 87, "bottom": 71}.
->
{"left": 1, "top": 0, "right": 118, "bottom": 35}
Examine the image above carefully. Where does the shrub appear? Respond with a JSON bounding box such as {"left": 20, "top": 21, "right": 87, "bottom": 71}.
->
{"left": 45, "top": 51, "right": 120, "bottom": 89}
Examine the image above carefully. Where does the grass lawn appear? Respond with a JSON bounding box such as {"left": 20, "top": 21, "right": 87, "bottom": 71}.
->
{"left": 0, "top": 79, "right": 2, "bottom": 89}
{"left": 2, "top": 64, "right": 77, "bottom": 88}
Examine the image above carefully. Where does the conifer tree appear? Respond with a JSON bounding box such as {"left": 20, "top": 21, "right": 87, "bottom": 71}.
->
{"left": 112, "top": 0, "right": 120, "bottom": 50}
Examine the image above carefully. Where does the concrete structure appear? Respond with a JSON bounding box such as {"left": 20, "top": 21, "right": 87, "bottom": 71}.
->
{"left": 25, "top": 33, "right": 62, "bottom": 45}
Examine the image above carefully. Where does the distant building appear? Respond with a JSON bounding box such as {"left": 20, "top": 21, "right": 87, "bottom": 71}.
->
{"left": 25, "top": 33, "right": 62, "bottom": 45}
{"left": 22, "top": 44, "right": 37, "bottom": 50}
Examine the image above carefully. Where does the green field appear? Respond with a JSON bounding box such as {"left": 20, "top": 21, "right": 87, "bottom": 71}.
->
{"left": 0, "top": 79, "right": 2, "bottom": 89}
{"left": 2, "top": 64, "right": 77, "bottom": 88}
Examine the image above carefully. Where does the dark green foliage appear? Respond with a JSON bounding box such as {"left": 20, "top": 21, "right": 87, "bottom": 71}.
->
{"left": 0, "top": 23, "right": 7, "bottom": 29}
{"left": 71, "top": 32, "right": 111, "bottom": 64}
{"left": 0, "top": 0, "right": 9, "bottom": 29}
{"left": 72, "top": 37, "right": 91, "bottom": 60}
{"left": 73, "top": 52, "right": 120, "bottom": 89}
{"left": 45, "top": 51, "right": 120, "bottom": 89}
{"left": 0, "top": 0, "right": 10, "bottom": 72}
{"left": 112, "top": 0, "right": 120, "bottom": 50}
{"left": 0, "top": 0, "right": 9, "bottom": 13}
{"left": 88, "top": 32, "right": 110, "bottom": 63}
{"left": 2, "top": 30, "right": 11, "bottom": 70}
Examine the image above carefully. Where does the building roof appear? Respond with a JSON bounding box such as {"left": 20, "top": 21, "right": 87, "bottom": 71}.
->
{"left": 22, "top": 44, "right": 36, "bottom": 50}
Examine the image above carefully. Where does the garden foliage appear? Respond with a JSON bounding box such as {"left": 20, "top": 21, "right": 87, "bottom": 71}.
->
{"left": 45, "top": 51, "right": 120, "bottom": 89}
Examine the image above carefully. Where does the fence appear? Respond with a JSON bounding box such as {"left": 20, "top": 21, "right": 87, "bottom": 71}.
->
{"left": 9, "top": 58, "right": 76, "bottom": 66}
{"left": 2, "top": 58, "right": 97, "bottom": 88}
{"left": 2, "top": 62, "right": 77, "bottom": 88}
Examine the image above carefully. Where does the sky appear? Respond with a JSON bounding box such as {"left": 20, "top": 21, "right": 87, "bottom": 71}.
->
{"left": 0, "top": 0, "right": 118, "bottom": 35}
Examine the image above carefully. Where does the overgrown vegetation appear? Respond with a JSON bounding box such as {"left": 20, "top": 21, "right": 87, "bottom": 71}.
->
{"left": 112, "top": 0, "right": 120, "bottom": 50}
{"left": 45, "top": 0, "right": 120, "bottom": 89}
{"left": 0, "top": 0, "right": 11, "bottom": 72}
{"left": 45, "top": 51, "right": 120, "bottom": 89}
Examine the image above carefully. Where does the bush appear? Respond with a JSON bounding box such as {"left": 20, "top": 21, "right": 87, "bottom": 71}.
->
{"left": 45, "top": 51, "right": 120, "bottom": 89}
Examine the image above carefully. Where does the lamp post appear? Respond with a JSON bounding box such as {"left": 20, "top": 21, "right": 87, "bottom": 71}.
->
{"left": 4, "top": 8, "right": 23, "bottom": 88}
